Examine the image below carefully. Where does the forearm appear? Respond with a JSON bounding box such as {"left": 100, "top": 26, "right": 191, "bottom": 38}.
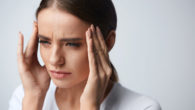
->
{"left": 22, "top": 92, "right": 46, "bottom": 110}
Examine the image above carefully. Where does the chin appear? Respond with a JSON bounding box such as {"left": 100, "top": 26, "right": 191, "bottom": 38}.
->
{"left": 51, "top": 79, "right": 74, "bottom": 88}
{"left": 51, "top": 78, "right": 88, "bottom": 89}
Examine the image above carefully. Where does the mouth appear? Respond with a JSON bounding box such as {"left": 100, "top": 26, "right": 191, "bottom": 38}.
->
{"left": 50, "top": 70, "right": 72, "bottom": 79}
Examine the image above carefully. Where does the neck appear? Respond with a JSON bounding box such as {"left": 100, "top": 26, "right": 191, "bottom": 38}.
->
{"left": 55, "top": 80, "right": 87, "bottom": 107}
{"left": 55, "top": 79, "right": 115, "bottom": 108}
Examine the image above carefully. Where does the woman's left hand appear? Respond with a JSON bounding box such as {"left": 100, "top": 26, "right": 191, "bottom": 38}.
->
{"left": 80, "top": 24, "right": 112, "bottom": 110}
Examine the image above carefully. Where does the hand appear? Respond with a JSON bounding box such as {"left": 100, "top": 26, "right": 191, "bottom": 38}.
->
{"left": 80, "top": 25, "right": 112, "bottom": 110}
{"left": 17, "top": 21, "right": 50, "bottom": 96}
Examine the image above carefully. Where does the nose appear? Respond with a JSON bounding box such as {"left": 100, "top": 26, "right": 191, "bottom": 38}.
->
{"left": 49, "top": 45, "right": 65, "bottom": 66}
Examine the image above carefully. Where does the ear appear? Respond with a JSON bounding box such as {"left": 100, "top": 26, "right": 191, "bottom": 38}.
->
{"left": 105, "top": 30, "right": 116, "bottom": 52}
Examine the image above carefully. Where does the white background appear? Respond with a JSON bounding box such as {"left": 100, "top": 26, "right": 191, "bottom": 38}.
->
{"left": 0, "top": 0, "right": 194, "bottom": 110}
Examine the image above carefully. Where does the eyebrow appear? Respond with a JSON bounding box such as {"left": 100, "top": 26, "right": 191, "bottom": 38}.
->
{"left": 38, "top": 35, "right": 83, "bottom": 42}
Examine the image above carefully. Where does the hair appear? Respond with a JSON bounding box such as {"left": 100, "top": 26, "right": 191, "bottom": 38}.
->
{"left": 35, "top": 0, "right": 119, "bottom": 82}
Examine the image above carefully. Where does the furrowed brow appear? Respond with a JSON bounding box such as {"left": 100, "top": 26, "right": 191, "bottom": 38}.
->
{"left": 60, "top": 38, "right": 83, "bottom": 42}
{"left": 38, "top": 35, "right": 50, "bottom": 40}
{"left": 38, "top": 34, "right": 83, "bottom": 42}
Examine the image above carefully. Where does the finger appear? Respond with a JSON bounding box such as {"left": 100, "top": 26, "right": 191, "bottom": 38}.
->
{"left": 86, "top": 29, "right": 106, "bottom": 84}
{"left": 91, "top": 25, "right": 101, "bottom": 54}
{"left": 17, "top": 32, "right": 24, "bottom": 62}
{"left": 90, "top": 25, "right": 104, "bottom": 74}
{"left": 96, "top": 26, "right": 109, "bottom": 57}
{"left": 96, "top": 26, "right": 110, "bottom": 64}
{"left": 93, "top": 41, "right": 111, "bottom": 77}
{"left": 24, "top": 21, "right": 39, "bottom": 58}
{"left": 90, "top": 25, "right": 102, "bottom": 62}
{"left": 93, "top": 26, "right": 112, "bottom": 76}
{"left": 98, "top": 50, "right": 112, "bottom": 76}
{"left": 86, "top": 28, "right": 97, "bottom": 75}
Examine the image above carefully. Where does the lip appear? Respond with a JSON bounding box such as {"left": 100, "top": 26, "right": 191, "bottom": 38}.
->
{"left": 50, "top": 70, "right": 72, "bottom": 79}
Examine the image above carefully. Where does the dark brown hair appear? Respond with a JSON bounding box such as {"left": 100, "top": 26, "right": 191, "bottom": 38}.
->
{"left": 35, "top": 0, "right": 119, "bottom": 82}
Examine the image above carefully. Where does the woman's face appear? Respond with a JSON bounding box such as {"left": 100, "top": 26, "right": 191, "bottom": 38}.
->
{"left": 37, "top": 8, "right": 90, "bottom": 88}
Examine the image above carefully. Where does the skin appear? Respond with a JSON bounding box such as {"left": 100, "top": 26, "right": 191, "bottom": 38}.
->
{"left": 17, "top": 7, "right": 116, "bottom": 110}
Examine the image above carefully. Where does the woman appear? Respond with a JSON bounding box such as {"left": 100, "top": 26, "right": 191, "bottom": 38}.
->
{"left": 9, "top": 0, "right": 161, "bottom": 110}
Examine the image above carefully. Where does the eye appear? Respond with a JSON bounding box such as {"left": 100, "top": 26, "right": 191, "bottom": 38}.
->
{"left": 65, "top": 42, "right": 81, "bottom": 47}
{"left": 39, "top": 40, "right": 50, "bottom": 45}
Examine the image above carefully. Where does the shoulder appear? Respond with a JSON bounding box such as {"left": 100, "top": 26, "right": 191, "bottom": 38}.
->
{"left": 101, "top": 82, "right": 161, "bottom": 110}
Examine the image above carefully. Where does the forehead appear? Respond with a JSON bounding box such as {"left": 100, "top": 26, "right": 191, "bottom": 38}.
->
{"left": 37, "top": 8, "right": 90, "bottom": 39}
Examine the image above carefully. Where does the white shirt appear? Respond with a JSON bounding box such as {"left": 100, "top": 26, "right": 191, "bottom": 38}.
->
{"left": 9, "top": 81, "right": 161, "bottom": 110}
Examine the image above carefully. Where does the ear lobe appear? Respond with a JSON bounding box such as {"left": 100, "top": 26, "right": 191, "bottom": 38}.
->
{"left": 106, "top": 30, "right": 116, "bottom": 52}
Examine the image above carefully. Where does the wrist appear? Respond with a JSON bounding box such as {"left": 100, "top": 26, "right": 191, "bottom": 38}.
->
{"left": 22, "top": 91, "right": 47, "bottom": 110}
{"left": 25, "top": 89, "right": 47, "bottom": 97}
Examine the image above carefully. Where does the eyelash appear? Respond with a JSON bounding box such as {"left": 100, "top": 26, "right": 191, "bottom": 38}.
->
{"left": 39, "top": 40, "right": 81, "bottom": 47}
{"left": 39, "top": 40, "right": 50, "bottom": 44}
{"left": 65, "top": 43, "right": 81, "bottom": 47}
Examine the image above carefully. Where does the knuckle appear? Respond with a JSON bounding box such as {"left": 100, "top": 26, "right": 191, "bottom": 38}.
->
{"left": 90, "top": 73, "right": 99, "bottom": 81}
{"left": 107, "top": 68, "right": 112, "bottom": 76}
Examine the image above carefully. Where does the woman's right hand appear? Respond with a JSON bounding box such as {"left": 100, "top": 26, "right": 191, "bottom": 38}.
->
{"left": 17, "top": 21, "right": 50, "bottom": 96}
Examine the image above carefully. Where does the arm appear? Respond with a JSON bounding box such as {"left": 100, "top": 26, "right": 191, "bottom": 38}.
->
{"left": 8, "top": 85, "right": 47, "bottom": 110}
{"left": 17, "top": 21, "right": 50, "bottom": 110}
{"left": 22, "top": 91, "right": 46, "bottom": 110}
{"left": 80, "top": 25, "right": 113, "bottom": 110}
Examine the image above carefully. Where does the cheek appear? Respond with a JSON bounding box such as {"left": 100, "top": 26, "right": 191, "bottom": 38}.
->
{"left": 40, "top": 46, "right": 49, "bottom": 64}
{"left": 68, "top": 49, "right": 89, "bottom": 73}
